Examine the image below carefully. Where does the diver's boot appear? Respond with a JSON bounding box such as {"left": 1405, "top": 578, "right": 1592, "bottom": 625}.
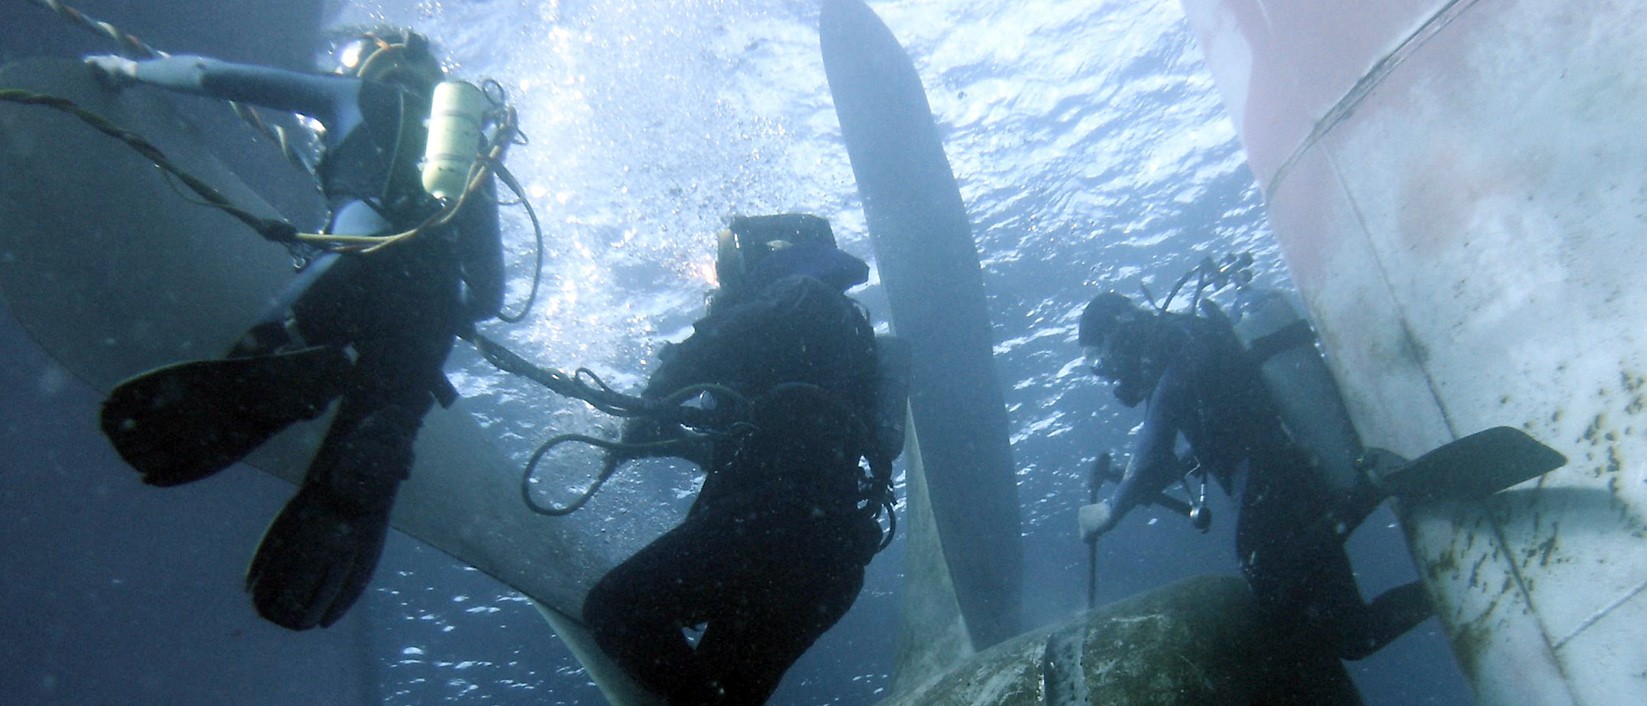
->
{"left": 1365, "top": 426, "right": 1567, "bottom": 503}
{"left": 100, "top": 345, "right": 353, "bottom": 487}
{"left": 245, "top": 405, "right": 420, "bottom": 630}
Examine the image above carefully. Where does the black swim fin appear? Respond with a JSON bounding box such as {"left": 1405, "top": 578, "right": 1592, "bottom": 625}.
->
{"left": 1370, "top": 426, "right": 1567, "bottom": 502}
{"left": 100, "top": 346, "right": 353, "bottom": 487}
{"left": 246, "top": 405, "right": 419, "bottom": 630}
{"left": 245, "top": 488, "right": 394, "bottom": 630}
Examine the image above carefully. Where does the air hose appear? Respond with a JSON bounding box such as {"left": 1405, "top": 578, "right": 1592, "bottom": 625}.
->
{"left": 295, "top": 106, "right": 522, "bottom": 254}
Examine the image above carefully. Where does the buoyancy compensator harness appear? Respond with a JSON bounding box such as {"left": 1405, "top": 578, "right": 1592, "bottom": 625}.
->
{"left": 714, "top": 213, "right": 901, "bottom": 545}
{"left": 474, "top": 329, "right": 907, "bottom": 548}
{"left": 339, "top": 70, "right": 546, "bottom": 322}
{"left": 1095, "top": 253, "right": 1368, "bottom": 531}
{"left": 481, "top": 217, "right": 907, "bottom": 550}
{"left": 1181, "top": 256, "right": 1366, "bottom": 497}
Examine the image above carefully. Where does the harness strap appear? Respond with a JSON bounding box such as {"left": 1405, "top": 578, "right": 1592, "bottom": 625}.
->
{"left": 1246, "top": 319, "right": 1316, "bottom": 366}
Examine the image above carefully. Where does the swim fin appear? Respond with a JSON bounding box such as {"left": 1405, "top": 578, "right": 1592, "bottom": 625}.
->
{"left": 245, "top": 488, "right": 394, "bottom": 630}
{"left": 100, "top": 345, "right": 353, "bottom": 487}
{"left": 246, "top": 405, "right": 419, "bottom": 630}
{"left": 1369, "top": 426, "right": 1567, "bottom": 502}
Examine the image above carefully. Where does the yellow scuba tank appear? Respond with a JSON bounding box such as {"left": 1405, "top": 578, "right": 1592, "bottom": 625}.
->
{"left": 421, "top": 80, "right": 487, "bottom": 201}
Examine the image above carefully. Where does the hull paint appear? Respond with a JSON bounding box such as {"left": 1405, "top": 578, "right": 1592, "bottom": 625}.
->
{"left": 1178, "top": 1, "right": 1647, "bottom": 702}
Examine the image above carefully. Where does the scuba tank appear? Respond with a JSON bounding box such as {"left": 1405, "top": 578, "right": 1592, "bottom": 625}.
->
{"left": 1226, "top": 287, "right": 1365, "bottom": 494}
{"left": 421, "top": 80, "right": 488, "bottom": 201}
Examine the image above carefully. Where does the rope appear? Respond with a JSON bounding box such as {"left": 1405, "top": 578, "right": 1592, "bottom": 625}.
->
{"left": 25, "top": 0, "right": 320, "bottom": 178}
{"left": 0, "top": 89, "right": 297, "bottom": 242}
{"left": 26, "top": 0, "right": 548, "bottom": 291}
{"left": 26, "top": 0, "right": 160, "bottom": 57}
{"left": 467, "top": 330, "right": 737, "bottom": 427}
{"left": 519, "top": 435, "right": 690, "bottom": 517}
{"left": 0, "top": 87, "right": 529, "bottom": 259}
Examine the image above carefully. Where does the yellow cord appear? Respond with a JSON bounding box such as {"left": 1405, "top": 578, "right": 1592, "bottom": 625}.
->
{"left": 293, "top": 107, "right": 518, "bottom": 253}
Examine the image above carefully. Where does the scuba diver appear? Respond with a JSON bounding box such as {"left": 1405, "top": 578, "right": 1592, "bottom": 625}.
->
{"left": 580, "top": 214, "right": 897, "bottom": 705}
{"left": 1073, "top": 283, "right": 1435, "bottom": 661}
{"left": 84, "top": 29, "right": 505, "bottom": 631}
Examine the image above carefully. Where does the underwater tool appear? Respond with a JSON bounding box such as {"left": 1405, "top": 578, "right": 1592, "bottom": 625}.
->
{"left": 1090, "top": 452, "right": 1201, "bottom": 523}
{"left": 1092, "top": 426, "right": 1565, "bottom": 538}
{"left": 1183, "top": 470, "right": 1212, "bottom": 533}
{"left": 1087, "top": 452, "right": 1110, "bottom": 610}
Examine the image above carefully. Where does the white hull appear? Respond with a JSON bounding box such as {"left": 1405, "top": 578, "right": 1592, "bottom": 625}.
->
{"left": 1178, "top": 0, "right": 1647, "bottom": 702}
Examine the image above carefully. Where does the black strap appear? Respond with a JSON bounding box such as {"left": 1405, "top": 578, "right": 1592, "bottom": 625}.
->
{"left": 1246, "top": 319, "right": 1316, "bottom": 365}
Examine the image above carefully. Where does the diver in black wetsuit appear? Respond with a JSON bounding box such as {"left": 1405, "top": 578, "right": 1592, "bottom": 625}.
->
{"left": 1073, "top": 291, "right": 1432, "bottom": 661}
{"left": 85, "top": 29, "right": 504, "bottom": 631}
{"left": 582, "top": 215, "right": 895, "bottom": 705}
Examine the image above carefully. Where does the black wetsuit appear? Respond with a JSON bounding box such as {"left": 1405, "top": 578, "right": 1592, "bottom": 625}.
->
{"left": 122, "top": 56, "right": 503, "bottom": 629}
{"left": 583, "top": 274, "right": 885, "bottom": 705}
{"left": 1104, "top": 312, "right": 1429, "bottom": 661}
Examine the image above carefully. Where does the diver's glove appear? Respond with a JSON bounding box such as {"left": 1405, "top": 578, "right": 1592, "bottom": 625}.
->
{"left": 84, "top": 55, "right": 139, "bottom": 88}
{"left": 1078, "top": 499, "right": 1118, "bottom": 543}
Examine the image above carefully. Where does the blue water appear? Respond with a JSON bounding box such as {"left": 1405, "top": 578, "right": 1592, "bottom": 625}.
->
{"left": 0, "top": 0, "right": 1473, "bottom": 704}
